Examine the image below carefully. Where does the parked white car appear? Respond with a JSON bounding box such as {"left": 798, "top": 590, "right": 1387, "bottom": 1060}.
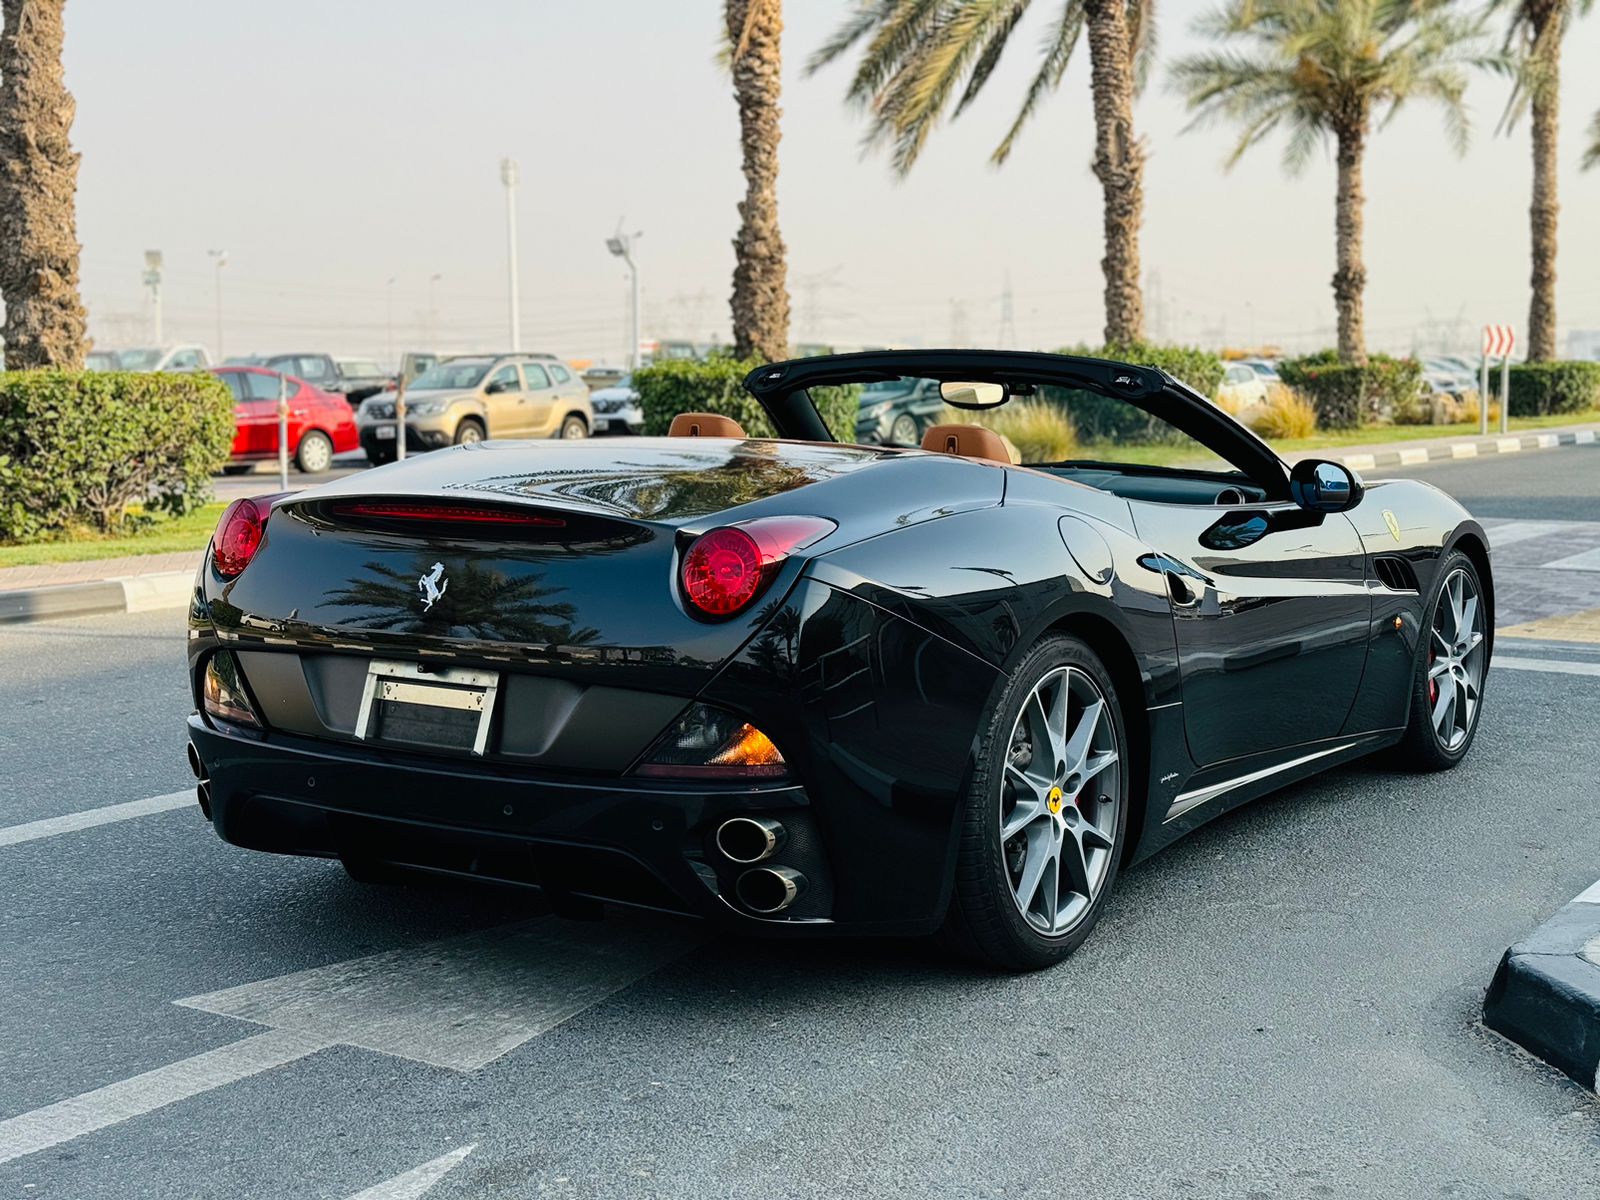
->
{"left": 588, "top": 373, "right": 644, "bottom": 435}
{"left": 1216, "top": 361, "right": 1270, "bottom": 413}
{"left": 116, "top": 345, "right": 213, "bottom": 372}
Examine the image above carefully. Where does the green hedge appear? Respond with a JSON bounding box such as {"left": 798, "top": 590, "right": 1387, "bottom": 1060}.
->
{"left": 0, "top": 370, "right": 234, "bottom": 542}
{"left": 634, "top": 357, "right": 860, "bottom": 441}
{"left": 1498, "top": 361, "right": 1600, "bottom": 417}
{"left": 1276, "top": 351, "right": 1423, "bottom": 430}
{"left": 1050, "top": 342, "right": 1227, "bottom": 445}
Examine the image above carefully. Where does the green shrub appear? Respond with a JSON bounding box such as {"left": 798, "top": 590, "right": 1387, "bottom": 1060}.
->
{"left": 1276, "top": 351, "right": 1423, "bottom": 429}
{"left": 633, "top": 356, "right": 859, "bottom": 442}
{"left": 1051, "top": 342, "right": 1227, "bottom": 445}
{"left": 937, "top": 399, "right": 1077, "bottom": 463}
{"left": 1498, "top": 361, "right": 1600, "bottom": 417}
{"left": 0, "top": 370, "right": 234, "bottom": 542}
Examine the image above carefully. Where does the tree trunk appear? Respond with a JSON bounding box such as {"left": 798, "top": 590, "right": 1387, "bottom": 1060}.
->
{"left": 725, "top": 0, "right": 790, "bottom": 363}
{"left": 1084, "top": 0, "right": 1144, "bottom": 347}
{"left": 1526, "top": 47, "right": 1559, "bottom": 362}
{"left": 1332, "top": 122, "right": 1367, "bottom": 365}
{"left": 0, "top": 0, "right": 86, "bottom": 369}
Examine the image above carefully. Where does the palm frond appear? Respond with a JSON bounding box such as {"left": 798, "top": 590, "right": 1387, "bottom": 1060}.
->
{"left": 806, "top": 0, "right": 902, "bottom": 75}
{"left": 1584, "top": 108, "right": 1600, "bottom": 171}
{"left": 991, "top": 0, "right": 1087, "bottom": 164}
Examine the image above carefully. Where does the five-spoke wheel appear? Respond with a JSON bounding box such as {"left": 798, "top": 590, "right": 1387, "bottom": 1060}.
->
{"left": 1399, "top": 550, "right": 1491, "bottom": 769}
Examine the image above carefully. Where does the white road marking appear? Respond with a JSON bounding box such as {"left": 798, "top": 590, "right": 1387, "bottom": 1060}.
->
{"left": 1479, "top": 520, "right": 1585, "bottom": 549}
{"left": 1495, "top": 657, "right": 1600, "bottom": 678}
{"left": 345, "top": 1145, "right": 476, "bottom": 1200}
{"left": 178, "top": 917, "right": 701, "bottom": 1071}
{"left": 0, "top": 916, "right": 699, "bottom": 1166}
{"left": 1450, "top": 442, "right": 1479, "bottom": 458}
{"left": 1538, "top": 545, "right": 1600, "bottom": 573}
{"left": 1577, "top": 430, "right": 1597, "bottom": 445}
{"left": 1342, "top": 454, "right": 1377, "bottom": 470}
{"left": 0, "top": 1028, "right": 331, "bottom": 1166}
{"left": 1536, "top": 433, "right": 1559, "bottom": 449}
{"left": 1496, "top": 437, "right": 1522, "bottom": 453}
{"left": 1574, "top": 878, "right": 1600, "bottom": 906}
{"left": 0, "top": 791, "right": 192, "bottom": 848}
{"left": 1397, "top": 448, "right": 1430, "bottom": 465}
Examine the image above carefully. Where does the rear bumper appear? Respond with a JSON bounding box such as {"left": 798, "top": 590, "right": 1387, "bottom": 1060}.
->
{"left": 187, "top": 716, "right": 849, "bottom": 932}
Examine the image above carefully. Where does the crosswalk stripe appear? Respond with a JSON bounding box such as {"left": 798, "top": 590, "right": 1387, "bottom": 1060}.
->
{"left": 1496, "top": 657, "right": 1600, "bottom": 678}
{"left": 345, "top": 1145, "right": 477, "bottom": 1200}
{"left": 1538, "top": 546, "right": 1600, "bottom": 573}
{"left": 0, "top": 791, "right": 193, "bottom": 848}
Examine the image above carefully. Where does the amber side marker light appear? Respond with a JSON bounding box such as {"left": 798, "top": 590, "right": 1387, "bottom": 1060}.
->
{"left": 636, "top": 703, "right": 788, "bottom": 779}
{"left": 202, "top": 651, "right": 261, "bottom": 729}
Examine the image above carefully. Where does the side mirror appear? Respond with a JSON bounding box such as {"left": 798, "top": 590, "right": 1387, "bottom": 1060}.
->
{"left": 1290, "top": 458, "right": 1364, "bottom": 513}
{"left": 485, "top": 380, "right": 508, "bottom": 395}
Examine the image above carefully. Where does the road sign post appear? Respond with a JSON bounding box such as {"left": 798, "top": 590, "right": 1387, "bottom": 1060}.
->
{"left": 1481, "top": 325, "right": 1514, "bottom": 436}
{"left": 395, "top": 376, "right": 407, "bottom": 462}
{"left": 277, "top": 371, "right": 290, "bottom": 491}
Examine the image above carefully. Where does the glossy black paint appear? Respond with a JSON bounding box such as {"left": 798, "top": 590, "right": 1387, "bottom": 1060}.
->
{"left": 185, "top": 349, "right": 1491, "bottom": 937}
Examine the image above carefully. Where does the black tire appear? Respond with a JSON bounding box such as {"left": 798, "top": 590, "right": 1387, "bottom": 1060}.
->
{"left": 1394, "top": 549, "right": 1490, "bottom": 771}
{"left": 453, "top": 417, "right": 486, "bottom": 446}
{"left": 294, "top": 429, "right": 334, "bottom": 474}
{"left": 889, "top": 413, "right": 921, "bottom": 446}
{"left": 221, "top": 464, "right": 254, "bottom": 476}
{"left": 942, "top": 634, "right": 1130, "bottom": 971}
{"left": 559, "top": 413, "right": 588, "bottom": 440}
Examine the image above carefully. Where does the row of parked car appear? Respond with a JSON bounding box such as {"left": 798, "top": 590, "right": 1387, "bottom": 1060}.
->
{"left": 207, "top": 352, "right": 648, "bottom": 475}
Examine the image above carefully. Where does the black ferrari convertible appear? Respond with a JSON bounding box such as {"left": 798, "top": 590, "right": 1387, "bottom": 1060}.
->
{"left": 185, "top": 350, "right": 1491, "bottom": 970}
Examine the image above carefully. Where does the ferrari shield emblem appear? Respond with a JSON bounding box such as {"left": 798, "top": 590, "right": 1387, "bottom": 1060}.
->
{"left": 418, "top": 562, "right": 449, "bottom": 611}
{"left": 1382, "top": 510, "right": 1403, "bottom": 543}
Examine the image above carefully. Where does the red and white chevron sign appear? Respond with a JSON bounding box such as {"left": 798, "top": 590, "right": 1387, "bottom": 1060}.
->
{"left": 1482, "top": 324, "right": 1516, "bottom": 358}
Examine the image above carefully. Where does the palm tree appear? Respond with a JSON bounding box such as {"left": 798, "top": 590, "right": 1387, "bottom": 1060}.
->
{"left": 1172, "top": 0, "right": 1484, "bottom": 364}
{"left": 809, "top": 1, "right": 1154, "bottom": 347}
{"left": 0, "top": 0, "right": 87, "bottom": 369}
{"left": 1495, "top": 0, "right": 1593, "bottom": 361}
{"left": 726, "top": 0, "right": 792, "bottom": 362}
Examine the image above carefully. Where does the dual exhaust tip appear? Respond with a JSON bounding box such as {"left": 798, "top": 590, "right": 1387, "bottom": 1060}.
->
{"left": 714, "top": 816, "right": 806, "bottom": 914}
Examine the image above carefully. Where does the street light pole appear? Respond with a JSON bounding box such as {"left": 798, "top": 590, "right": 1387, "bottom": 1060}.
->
{"left": 208, "top": 249, "right": 228, "bottom": 359}
{"left": 143, "top": 251, "right": 164, "bottom": 345}
{"left": 605, "top": 223, "right": 642, "bottom": 370}
{"left": 427, "top": 273, "right": 442, "bottom": 347}
{"left": 386, "top": 276, "right": 397, "bottom": 366}
{"left": 501, "top": 158, "right": 522, "bottom": 352}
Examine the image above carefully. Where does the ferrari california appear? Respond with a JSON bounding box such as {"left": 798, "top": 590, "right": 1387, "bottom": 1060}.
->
{"left": 184, "top": 350, "right": 1492, "bottom": 970}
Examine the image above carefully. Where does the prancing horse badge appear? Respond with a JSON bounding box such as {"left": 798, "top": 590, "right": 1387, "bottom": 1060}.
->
{"left": 1382, "top": 510, "right": 1403, "bottom": 542}
{"left": 419, "top": 562, "right": 449, "bottom": 611}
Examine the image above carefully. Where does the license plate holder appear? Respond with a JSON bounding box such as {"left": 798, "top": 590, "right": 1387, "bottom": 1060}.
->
{"left": 354, "top": 661, "right": 499, "bottom": 756}
{"left": 375, "top": 425, "right": 397, "bottom": 439}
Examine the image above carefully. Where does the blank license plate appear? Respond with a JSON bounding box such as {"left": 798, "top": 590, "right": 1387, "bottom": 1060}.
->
{"left": 354, "top": 661, "right": 499, "bottom": 755}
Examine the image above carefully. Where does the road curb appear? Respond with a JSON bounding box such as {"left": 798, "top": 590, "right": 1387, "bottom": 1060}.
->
{"left": 0, "top": 570, "right": 194, "bottom": 625}
{"left": 1483, "top": 879, "right": 1600, "bottom": 1093}
{"left": 1322, "top": 426, "right": 1597, "bottom": 472}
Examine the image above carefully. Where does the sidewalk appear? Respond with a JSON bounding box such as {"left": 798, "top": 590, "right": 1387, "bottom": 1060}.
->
{"left": 1279, "top": 421, "right": 1599, "bottom": 471}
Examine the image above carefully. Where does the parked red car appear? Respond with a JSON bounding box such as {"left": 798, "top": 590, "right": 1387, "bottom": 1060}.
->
{"left": 212, "top": 366, "right": 360, "bottom": 474}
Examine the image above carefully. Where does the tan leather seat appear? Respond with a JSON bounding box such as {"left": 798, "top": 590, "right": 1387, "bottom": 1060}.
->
{"left": 668, "top": 412, "right": 747, "bottom": 438}
{"left": 920, "top": 423, "right": 1012, "bottom": 464}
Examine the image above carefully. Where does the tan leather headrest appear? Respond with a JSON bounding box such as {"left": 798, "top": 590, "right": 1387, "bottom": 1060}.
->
{"left": 921, "top": 423, "right": 1012, "bottom": 464}
{"left": 668, "top": 412, "right": 746, "bottom": 438}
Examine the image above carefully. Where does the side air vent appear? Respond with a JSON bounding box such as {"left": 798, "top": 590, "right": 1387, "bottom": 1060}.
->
{"left": 1374, "top": 555, "right": 1419, "bottom": 593}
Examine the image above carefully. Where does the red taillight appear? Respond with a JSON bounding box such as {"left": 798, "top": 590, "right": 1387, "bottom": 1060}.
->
{"left": 680, "top": 516, "right": 835, "bottom": 618}
{"left": 213, "top": 498, "right": 269, "bottom": 578}
{"left": 331, "top": 500, "right": 565, "bottom": 527}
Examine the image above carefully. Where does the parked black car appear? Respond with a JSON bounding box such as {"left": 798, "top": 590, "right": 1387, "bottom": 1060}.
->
{"left": 855, "top": 376, "right": 945, "bottom": 445}
{"left": 258, "top": 354, "right": 392, "bottom": 406}
{"left": 187, "top": 349, "right": 1491, "bottom": 971}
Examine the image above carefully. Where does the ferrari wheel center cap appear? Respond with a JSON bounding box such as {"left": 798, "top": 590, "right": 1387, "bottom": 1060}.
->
{"left": 1047, "top": 785, "right": 1064, "bottom": 815}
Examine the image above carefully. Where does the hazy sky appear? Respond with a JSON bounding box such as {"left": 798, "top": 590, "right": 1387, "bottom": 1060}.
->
{"left": 66, "top": 0, "right": 1600, "bottom": 364}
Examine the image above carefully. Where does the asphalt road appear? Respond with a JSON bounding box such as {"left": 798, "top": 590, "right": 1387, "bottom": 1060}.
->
{"left": 3, "top": 446, "right": 1598, "bottom": 1198}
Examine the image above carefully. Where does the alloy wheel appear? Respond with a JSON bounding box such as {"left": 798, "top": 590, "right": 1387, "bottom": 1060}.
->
{"left": 890, "top": 414, "right": 920, "bottom": 446}
{"left": 1428, "top": 567, "right": 1486, "bottom": 751}
{"left": 561, "top": 416, "right": 588, "bottom": 439}
{"left": 999, "top": 666, "right": 1122, "bottom": 936}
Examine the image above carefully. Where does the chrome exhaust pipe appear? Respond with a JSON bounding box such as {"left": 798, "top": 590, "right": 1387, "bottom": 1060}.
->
{"left": 715, "top": 816, "right": 786, "bottom": 864}
{"left": 736, "top": 866, "right": 806, "bottom": 914}
{"left": 186, "top": 742, "right": 205, "bottom": 780}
